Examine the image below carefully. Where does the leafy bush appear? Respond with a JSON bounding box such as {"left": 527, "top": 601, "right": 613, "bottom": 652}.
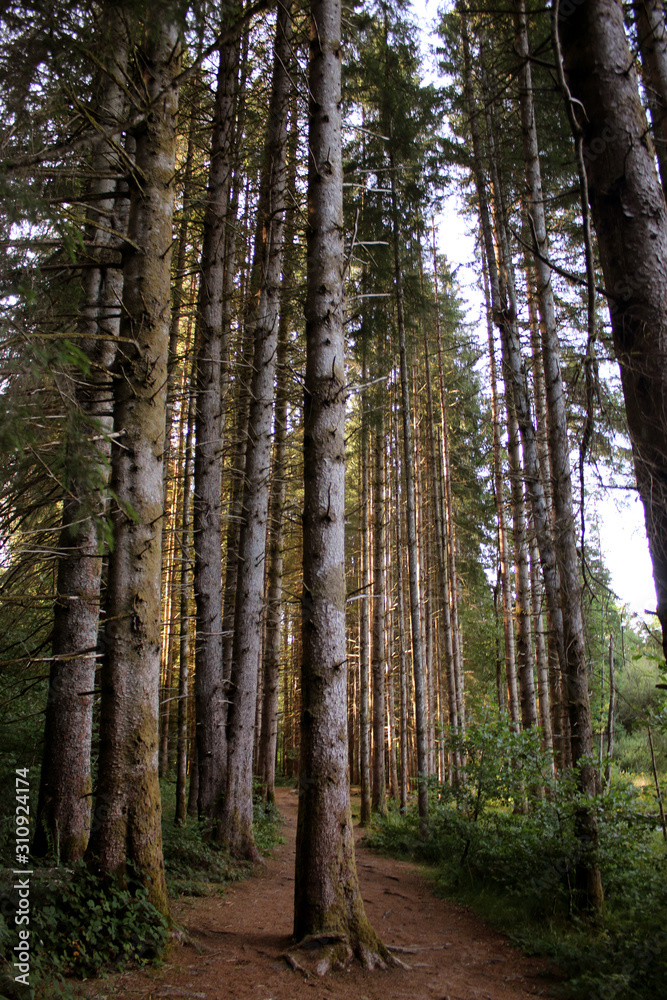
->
{"left": 161, "top": 780, "right": 284, "bottom": 897}
{"left": 162, "top": 819, "right": 246, "bottom": 897}
{"left": 363, "top": 719, "right": 667, "bottom": 1000}
{"left": 0, "top": 783, "right": 284, "bottom": 998}
{"left": 0, "top": 863, "right": 169, "bottom": 999}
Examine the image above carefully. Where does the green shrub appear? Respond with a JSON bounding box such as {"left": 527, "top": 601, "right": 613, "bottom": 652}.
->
{"left": 363, "top": 720, "right": 667, "bottom": 1000}
{"left": 0, "top": 863, "right": 169, "bottom": 999}
{"left": 160, "top": 780, "right": 284, "bottom": 897}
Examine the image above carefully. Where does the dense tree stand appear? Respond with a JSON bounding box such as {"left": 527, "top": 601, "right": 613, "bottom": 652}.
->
{"left": 4, "top": 0, "right": 667, "bottom": 986}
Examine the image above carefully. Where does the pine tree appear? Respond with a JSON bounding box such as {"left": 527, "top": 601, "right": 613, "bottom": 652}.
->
{"left": 293, "top": 0, "right": 389, "bottom": 966}
{"left": 87, "top": 5, "right": 186, "bottom": 914}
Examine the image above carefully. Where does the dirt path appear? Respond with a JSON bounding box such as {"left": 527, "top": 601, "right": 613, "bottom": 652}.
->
{"left": 97, "top": 789, "right": 560, "bottom": 1000}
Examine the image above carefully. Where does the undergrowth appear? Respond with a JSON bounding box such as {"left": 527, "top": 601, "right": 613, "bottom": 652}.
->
{"left": 0, "top": 863, "right": 169, "bottom": 1000}
{"left": 162, "top": 788, "right": 283, "bottom": 897}
{"left": 363, "top": 720, "right": 667, "bottom": 1000}
{"left": 0, "top": 783, "right": 283, "bottom": 999}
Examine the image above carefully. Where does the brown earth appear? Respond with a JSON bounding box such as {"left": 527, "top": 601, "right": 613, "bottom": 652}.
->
{"left": 87, "top": 788, "right": 564, "bottom": 1000}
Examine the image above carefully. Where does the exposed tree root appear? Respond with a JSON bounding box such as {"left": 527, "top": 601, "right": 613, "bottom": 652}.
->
{"left": 282, "top": 932, "right": 410, "bottom": 977}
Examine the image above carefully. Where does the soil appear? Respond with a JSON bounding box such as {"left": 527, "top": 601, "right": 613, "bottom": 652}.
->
{"left": 87, "top": 788, "right": 563, "bottom": 1000}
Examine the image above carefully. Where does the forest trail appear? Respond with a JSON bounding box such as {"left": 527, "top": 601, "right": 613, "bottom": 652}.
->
{"left": 93, "top": 789, "right": 560, "bottom": 1000}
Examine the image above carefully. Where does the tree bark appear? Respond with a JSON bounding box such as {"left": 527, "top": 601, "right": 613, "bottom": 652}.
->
{"left": 507, "top": 402, "right": 538, "bottom": 730}
{"left": 193, "top": 24, "right": 238, "bottom": 822}
{"left": 466, "top": 5, "right": 602, "bottom": 907}
{"left": 159, "top": 97, "right": 198, "bottom": 780}
{"left": 218, "top": 0, "right": 292, "bottom": 859}
{"left": 33, "top": 10, "right": 130, "bottom": 861}
{"left": 258, "top": 87, "right": 298, "bottom": 804}
{"left": 529, "top": 523, "right": 554, "bottom": 757}
{"left": 389, "top": 153, "right": 429, "bottom": 830}
{"left": 430, "top": 233, "right": 461, "bottom": 769}
{"left": 392, "top": 407, "right": 410, "bottom": 812}
{"left": 636, "top": 0, "right": 667, "bottom": 199}
{"left": 293, "top": 0, "right": 387, "bottom": 964}
{"left": 359, "top": 347, "right": 372, "bottom": 825}
{"left": 556, "top": 0, "right": 667, "bottom": 671}
{"left": 481, "top": 256, "right": 519, "bottom": 729}
{"left": 176, "top": 346, "right": 197, "bottom": 826}
{"left": 87, "top": 8, "right": 183, "bottom": 915}
{"left": 371, "top": 415, "right": 387, "bottom": 815}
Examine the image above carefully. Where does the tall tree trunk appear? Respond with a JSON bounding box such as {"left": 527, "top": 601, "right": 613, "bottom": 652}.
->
{"left": 413, "top": 364, "right": 435, "bottom": 778}
{"left": 218, "top": 0, "right": 292, "bottom": 860}
{"left": 87, "top": 8, "right": 184, "bottom": 915}
{"left": 293, "top": 0, "right": 388, "bottom": 964}
{"left": 193, "top": 25, "right": 238, "bottom": 822}
{"left": 359, "top": 346, "right": 372, "bottom": 824}
{"left": 389, "top": 152, "right": 429, "bottom": 830}
{"left": 636, "top": 0, "right": 667, "bottom": 198}
{"left": 603, "top": 634, "right": 615, "bottom": 791}
{"left": 159, "top": 382, "right": 188, "bottom": 778}
{"left": 393, "top": 408, "right": 410, "bottom": 812}
{"left": 387, "top": 663, "right": 399, "bottom": 799}
{"left": 526, "top": 266, "right": 559, "bottom": 760}
{"left": 530, "top": 523, "right": 554, "bottom": 758}
{"left": 481, "top": 60, "right": 539, "bottom": 733}
{"left": 516, "top": 0, "right": 586, "bottom": 756}
{"left": 465, "top": 8, "right": 602, "bottom": 908}
{"left": 159, "top": 99, "right": 199, "bottom": 780}
{"left": 176, "top": 340, "right": 197, "bottom": 826}
{"left": 507, "top": 403, "right": 537, "bottom": 730}
{"left": 556, "top": 0, "right": 667, "bottom": 672}
{"left": 33, "top": 10, "right": 129, "bottom": 861}
{"left": 429, "top": 237, "right": 460, "bottom": 769}
{"left": 371, "top": 415, "right": 387, "bottom": 815}
{"left": 443, "top": 411, "right": 465, "bottom": 740}
{"left": 258, "top": 88, "right": 298, "bottom": 804}
{"left": 481, "top": 257, "right": 519, "bottom": 729}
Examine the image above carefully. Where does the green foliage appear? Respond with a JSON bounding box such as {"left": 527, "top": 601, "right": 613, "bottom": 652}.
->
{"left": 160, "top": 780, "right": 284, "bottom": 897}
{"left": 253, "top": 797, "right": 284, "bottom": 856}
{"left": 364, "top": 720, "right": 667, "bottom": 1000}
{"left": 0, "top": 863, "right": 169, "bottom": 999}
{"left": 162, "top": 819, "right": 246, "bottom": 897}
{"left": 0, "top": 786, "right": 284, "bottom": 999}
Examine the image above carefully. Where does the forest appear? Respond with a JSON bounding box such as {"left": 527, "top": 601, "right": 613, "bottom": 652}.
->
{"left": 0, "top": 0, "right": 666, "bottom": 997}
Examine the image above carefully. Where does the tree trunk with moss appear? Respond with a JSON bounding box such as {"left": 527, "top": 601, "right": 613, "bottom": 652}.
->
{"left": 33, "top": 10, "right": 130, "bottom": 862}
{"left": 87, "top": 8, "right": 183, "bottom": 916}
{"left": 293, "top": 0, "right": 388, "bottom": 966}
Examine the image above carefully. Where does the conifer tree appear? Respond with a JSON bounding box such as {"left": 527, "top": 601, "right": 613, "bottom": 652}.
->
{"left": 293, "top": 0, "right": 389, "bottom": 965}
{"left": 87, "top": 5, "right": 185, "bottom": 914}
